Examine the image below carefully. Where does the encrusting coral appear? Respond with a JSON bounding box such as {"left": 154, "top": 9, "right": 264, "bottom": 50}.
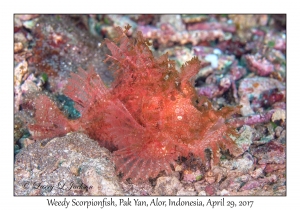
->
{"left": 28, "top": 25, "right": 240, "bottom": 182}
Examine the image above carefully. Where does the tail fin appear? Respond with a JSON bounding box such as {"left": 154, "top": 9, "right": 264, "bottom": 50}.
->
{"left": 28, "top": 94, "right": 72, "bottom": 140}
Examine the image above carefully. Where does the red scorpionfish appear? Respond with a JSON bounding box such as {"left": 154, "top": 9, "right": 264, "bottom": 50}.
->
{"left": 28, "top": 25, "right": 240, "bottom": 182}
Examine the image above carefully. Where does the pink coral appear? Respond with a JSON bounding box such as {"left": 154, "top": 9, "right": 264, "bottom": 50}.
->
{"left": 245, "top": 54, "right": 274, "bottom": 76}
